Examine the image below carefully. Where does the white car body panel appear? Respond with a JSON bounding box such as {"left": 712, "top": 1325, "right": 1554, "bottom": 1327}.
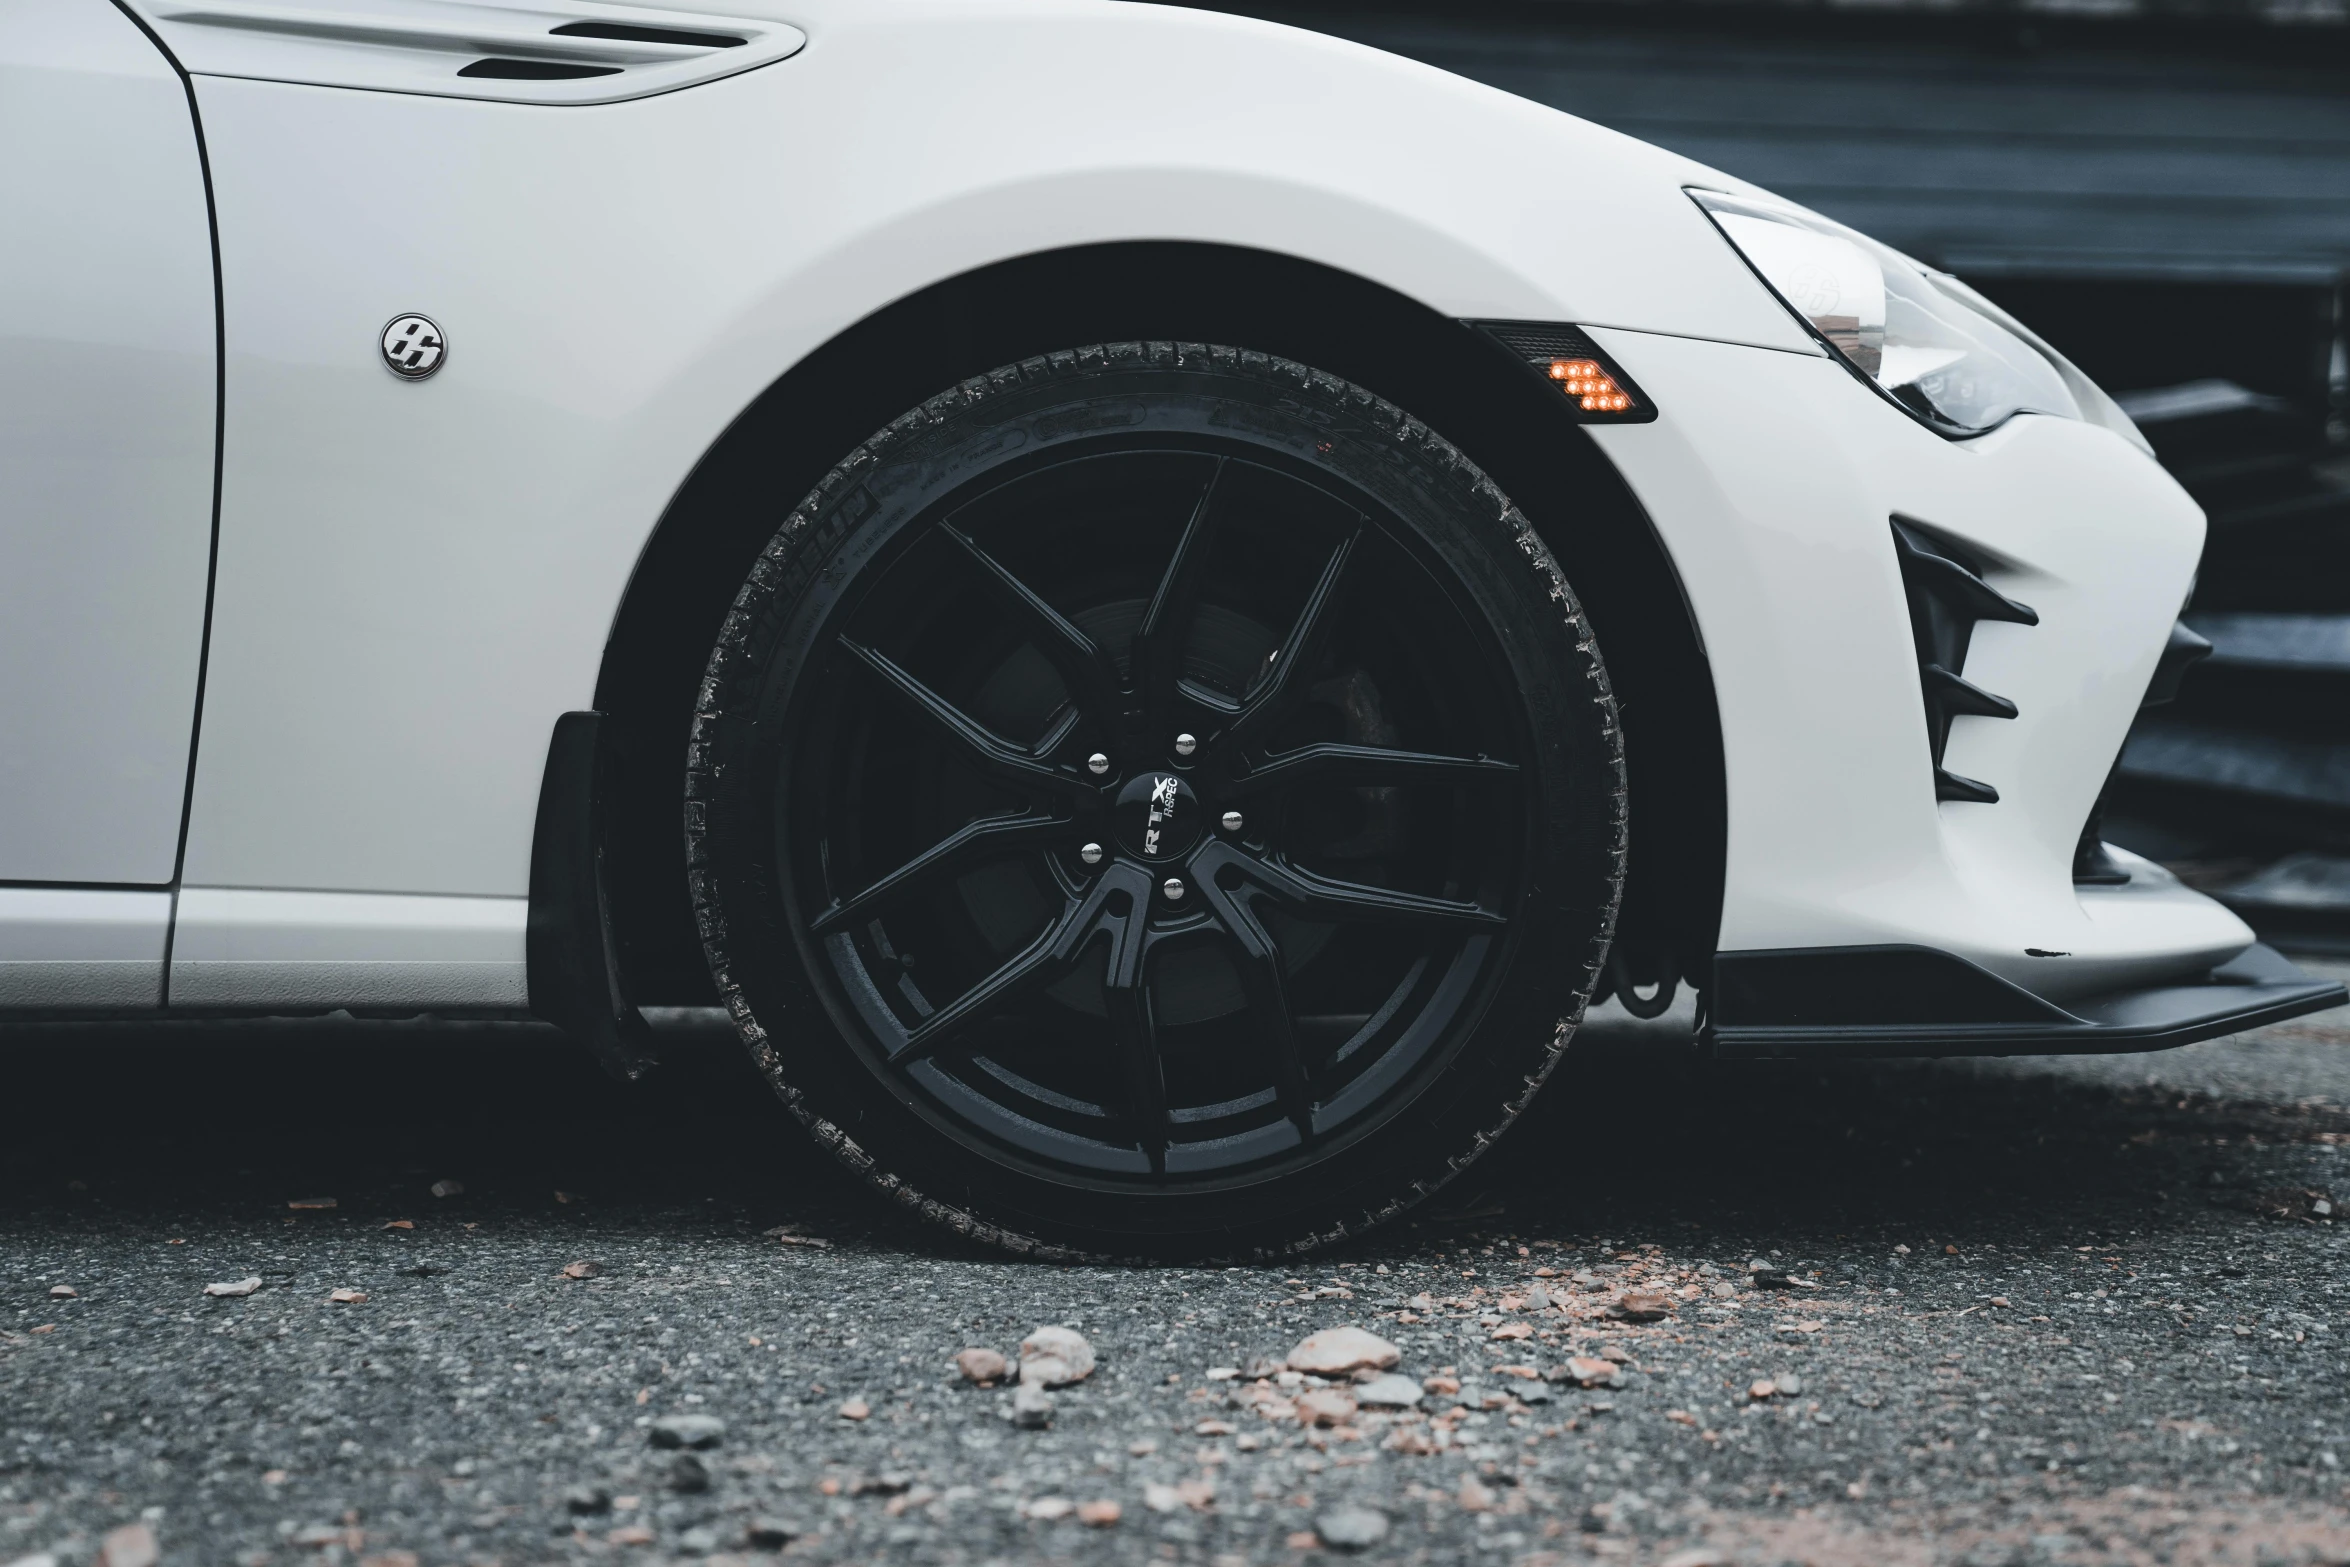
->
{"left": 0, "top": 889, "right": 172, "bottom": 1009}
{"left": 0, "top": 0, "right": 215, "bottom": 886}
{"left": 166, "top": 0, "right": 1809, "bottom": 978}
{"left": 168, "top": 888, "right": 528, "bottom": 1008}
{"left": 0, "top": 0, "right": 2274, "bottom": 1023}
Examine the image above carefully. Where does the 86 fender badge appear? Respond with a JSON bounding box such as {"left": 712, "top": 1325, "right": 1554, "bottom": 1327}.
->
{"left": 381, "top": 315, "right": 446, "bottom": 380}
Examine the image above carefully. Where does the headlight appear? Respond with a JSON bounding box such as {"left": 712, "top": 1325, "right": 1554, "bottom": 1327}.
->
{"left": 1690, "top": 189, "right": 2145, "bottom": 450}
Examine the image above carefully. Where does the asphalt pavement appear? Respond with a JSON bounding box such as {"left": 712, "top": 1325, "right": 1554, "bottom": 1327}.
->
{"left": 7, "top": 958, "right": 2350, "bottom": 1567}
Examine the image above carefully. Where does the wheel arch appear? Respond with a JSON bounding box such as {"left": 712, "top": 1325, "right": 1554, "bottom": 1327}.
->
{"left": 593, "top": 240, "right": 1725, "bottom": 1006}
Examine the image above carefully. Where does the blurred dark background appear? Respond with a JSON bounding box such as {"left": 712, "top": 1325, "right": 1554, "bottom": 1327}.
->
{"left": 1220, "top": 0, "right": 2350, "bottom": 952}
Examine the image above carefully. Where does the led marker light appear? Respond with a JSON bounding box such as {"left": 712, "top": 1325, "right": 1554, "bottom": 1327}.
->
{"left": 1547, "top": 358, "right": 1632, "bottom": 413}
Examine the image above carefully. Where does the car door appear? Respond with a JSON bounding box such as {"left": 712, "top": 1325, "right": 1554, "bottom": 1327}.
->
{"left": 0, "top": 0, "right": 216, "bottom": 1005}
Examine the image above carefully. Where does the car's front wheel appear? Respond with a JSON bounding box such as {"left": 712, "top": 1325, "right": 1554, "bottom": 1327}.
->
{"left": 688, "top": 342, "right": 1624, "bottom": 1259}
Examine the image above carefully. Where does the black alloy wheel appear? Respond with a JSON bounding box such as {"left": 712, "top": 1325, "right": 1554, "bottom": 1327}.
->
{"left": 690, "top": 343, "right": 1625, "bottom": 1259}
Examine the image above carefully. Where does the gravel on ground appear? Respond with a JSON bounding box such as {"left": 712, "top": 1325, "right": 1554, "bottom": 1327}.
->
{"left": 6, "top": 963, "right": 2350, "bottom": 1565}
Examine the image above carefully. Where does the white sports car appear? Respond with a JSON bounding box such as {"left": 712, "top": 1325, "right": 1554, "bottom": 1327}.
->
{"left": 10, "top": 0, "right": 2341, "bottom": 1255}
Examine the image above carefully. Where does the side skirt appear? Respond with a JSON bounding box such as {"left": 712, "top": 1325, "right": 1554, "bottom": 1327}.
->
{"left": 1708, "top": 941, "right": 2345, "bottom": 1061}
{"left": 528, "top": 711, "right": 660, "bottom": 1081}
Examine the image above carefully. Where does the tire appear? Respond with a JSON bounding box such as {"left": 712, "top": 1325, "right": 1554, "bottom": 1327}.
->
{"left": 688, "top": 341, "right": 1625, "bottom": 1260}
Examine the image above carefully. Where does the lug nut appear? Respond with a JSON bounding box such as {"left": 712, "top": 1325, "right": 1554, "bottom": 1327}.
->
{"left": 1080, "top": 842, "right": 1104, "bottom": 866}
{"left": 1220, "top": 810, "right": 1243, "bottom": 833}
{"left": 1087, "top": 752, "right": 1110, "bottom": 776}
{"left": 1162, "top": 877, "right": 1186, "bottom": 902}
{"left": 1173, "top": 733, "right": 1198, "bottom": 758}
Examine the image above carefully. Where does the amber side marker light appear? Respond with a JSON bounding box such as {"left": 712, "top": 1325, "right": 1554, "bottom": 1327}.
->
{"left": 1467, "top": 321, "right": 1656, "bottom": 423}
{"left": 1547, "top": 358, "right": 1634, "bottom": 413}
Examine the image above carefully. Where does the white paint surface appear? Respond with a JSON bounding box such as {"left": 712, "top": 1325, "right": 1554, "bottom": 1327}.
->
{"left": 0, "top": 0, "right": 215, "bottom": 885}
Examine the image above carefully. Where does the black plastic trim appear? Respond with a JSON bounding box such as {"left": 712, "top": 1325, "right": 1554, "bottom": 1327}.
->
{"left": 2144, "top": 619, "right": 2215, "bottom": 707}
{"left": 527, "top": 712, "right": 659, "bottom": 1081}
{"left": 1891, "top": 517, "right": 2035, "bottom": 804}
{"left": 547, "top": 20, "right": 745, "bottom": 46}
{"left": 1709, "top": 941, "right": 2344, "bottom": 1059}
{"left": 458, "top": 58, "right": 622, "bottom": 80}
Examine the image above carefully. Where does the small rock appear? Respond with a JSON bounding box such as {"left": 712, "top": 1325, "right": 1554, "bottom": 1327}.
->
{"left": 667, "top": 1452, "right": 710, "bottom": 1493}
{"left": 1612, "top": 1291, "right": 1673, "bottom": 1322}
{"left": 1017, "top": 1326, "right": 1095, "bottom": 1387}
{"left": 1776, "top": 1373, "right": 1805, "bottom": 1397}
{"left": 100, "top": 1524, "right": 159, "bottom": 1567}
{"left": 954, "top": 1347, "right": 1008, "bottom": 1385}
{"left": 1286, "top": 1326, "right": 1400, "bottom": 1376}
{"left": 429, "top": 1179, "right": 463, "bottom": 1198}
{"left": 1142, "top": 1483, "right": 1182, "bottom": 1514}
{"left": 287, "top": 1197, "right": 337, "bottom": 1211}
{"left": 562, "top": 1261, "right": 599, "bottom": 1280}
{"left": 1011, "top": 1384, "right": 1053, "bottom": 1429}
{"left": 1077, "top": 1500, "right": 1122, "bottom": 1528}
{"left": 1562, "top": 1356, "right": 1619, "bottom": 1388}
{"left": 836, "top": 1399, "right": 869, "bottom": 1421}
{"left": 1194, "top": 1419, "right": 1235, "bottom": 1436}
{"left": 1662, "top": 1551, "right": 1727, "bottom": 1567}
{"left": 328, "top": 1289, "right": 366, "bottom": 1305}
{"left": 650, "top": 1414, "right": 726, "bottom": 1450}
{"left": 203, "top": 1278, "right": 262, "bottom": 1298}
{"left": 744, "top": 1517, "right": 803, "bottom": 1549}
{"left": 1241, "top": 1354, "right": 1285, "bottom": 1380}
{"left": 763, "top": 1226, "right": 832, "bottom": 1249}
{"left": 1749, "top": 1378, "right": 1778, "bottom": 1401}
{"left": 607, "top": 1525, "right": 654, "bottom": 1546}
{"left": 563, "top": 1485, "right": 611, "bottom": 1515}
{"left": 1748, "top": 1262, "right": 1796, "bottom": 1289}
{"left": 1294, "top": 1388, "right": 1358, "bottom": 1427}
{"left": 677, "top": 1524, "right": 721, "bottom": 1554}
{"left": 1354, "top": 1373, "right": 1424, "bottom": 1408}
{"left": 48, "top": 1285, "right": 77, "bottom": 1299}
{"left": 1204, "top": 1366, "right": 1239, "bottom": 1381}
{"left": 1026, "top": 1497, "right": 1074, "bottom": 1521}
{"left": 382, "top": 1220, "right": 413, "bottom": 1231}
{"left": 1423, "top": 1373, "right": 1462, "bottom": 1396}
{"left": 1315, "top": 1505, "right": 1390, "bottom": 1551}
{"left": 2250, "top": 1186, "right": 2338, "bottom": 1221}
{"left": 1523, "top": 1284, "right": 1552, "bottom": 1310}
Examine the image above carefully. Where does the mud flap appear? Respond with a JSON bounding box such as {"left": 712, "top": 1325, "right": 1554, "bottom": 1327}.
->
{"left": 528, "top": 711, "right": 660, "bottom": 1081}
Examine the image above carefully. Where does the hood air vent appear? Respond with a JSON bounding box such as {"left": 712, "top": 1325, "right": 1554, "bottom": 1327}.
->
{"left": 1890, "top": 518, "right": 2037, "bottom": 806}
{"left": 128, "top": 0, "right": 805, "bottom": 105}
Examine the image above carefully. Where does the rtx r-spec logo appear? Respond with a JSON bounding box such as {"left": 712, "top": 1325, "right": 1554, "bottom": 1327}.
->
{"left": 1142, "top": 775, "right": 1180, "bottom": 856}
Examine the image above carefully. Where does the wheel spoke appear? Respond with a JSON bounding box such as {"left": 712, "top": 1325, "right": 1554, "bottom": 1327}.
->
{"left": 1096, "top": 873, "right": 1169, "bottom": 1174}
{"left": 890, "top": 861, "right": 1151, "bottom": 1065}
{"left": 939, "top": 523, "right": 1122, "bottom": 717}
{"left": 1225, "top": 741, "right": 1518, "bottom": 798}
{"left": 1191, "top": 837, "right": 1503, "bottom": 930}
{"left": 1133, "top": 459, "right": 1227, "bottom": 727}
{"left": 810, "top": 811, "right": 1070, "bottom": 936}
{"left": 838, "top": 638, "right": 1097, "bottom": 803}
{"left": 1220, "top": 523, "right": 1361, "bottom": 756}
{"left": 1193, "top": 872, "right": 1316, "bottom": 1145}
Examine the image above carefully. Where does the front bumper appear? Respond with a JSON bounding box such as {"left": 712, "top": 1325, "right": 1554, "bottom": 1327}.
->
{"left": 1585, "top": 326, "right": 2259, "bottom": 1010}
{"left": 1709, "top": 941, "right": 2345, "bottom": 1060}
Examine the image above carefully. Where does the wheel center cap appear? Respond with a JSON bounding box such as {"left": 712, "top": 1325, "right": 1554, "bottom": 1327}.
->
{"left": 1113, "top": 771, "right": 1202, "bottom": 862}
